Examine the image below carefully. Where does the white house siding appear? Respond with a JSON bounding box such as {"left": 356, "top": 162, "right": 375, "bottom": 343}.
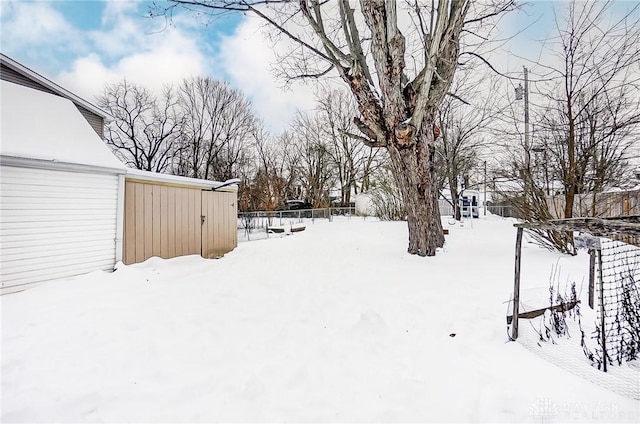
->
{"left": 0, "top": 165, "right": 119, "bottom": 294}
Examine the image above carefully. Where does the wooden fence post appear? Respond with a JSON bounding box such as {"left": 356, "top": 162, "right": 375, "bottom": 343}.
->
{"left": 512, "top": 227, "right": 524, "bottom": 340}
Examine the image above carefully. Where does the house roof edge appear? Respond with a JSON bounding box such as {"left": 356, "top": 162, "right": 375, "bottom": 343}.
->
{"left": 0, "top": 53, "right": 110, "bottom": 119}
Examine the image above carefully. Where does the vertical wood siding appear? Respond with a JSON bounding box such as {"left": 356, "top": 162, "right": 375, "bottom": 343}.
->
{"left": 123, "top": 181, "right": 238, "bottom": 264}
{"left": 0, "top": 166, "right": 119, "bottom": 293}
{"left": 546, "top": 190, "right": 640, "bottom": 218}
{"left": 123, "top": 181, "right": 202, "bottom": 264}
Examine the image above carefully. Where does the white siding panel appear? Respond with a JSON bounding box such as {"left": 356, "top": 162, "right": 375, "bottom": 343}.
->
{"left": 0, "top": 166, "right": 119, "bottom": 292}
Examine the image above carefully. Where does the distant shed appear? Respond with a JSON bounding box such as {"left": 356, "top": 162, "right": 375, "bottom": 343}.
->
{"left": 123, "top": 170, "right": 238, "bottom": 265}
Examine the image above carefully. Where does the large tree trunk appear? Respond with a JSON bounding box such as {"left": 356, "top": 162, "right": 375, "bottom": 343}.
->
{"left": 388, "top": 125, "right": 444, "bottom": 256}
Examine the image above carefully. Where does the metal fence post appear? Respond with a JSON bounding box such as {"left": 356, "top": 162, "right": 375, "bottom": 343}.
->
{"left": 597, "top": 248, "right": 607, "bottom": 372}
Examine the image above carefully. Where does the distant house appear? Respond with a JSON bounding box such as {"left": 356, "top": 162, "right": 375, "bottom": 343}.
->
{"left": 1, "top": 54, "right": 238, "bottom": 294}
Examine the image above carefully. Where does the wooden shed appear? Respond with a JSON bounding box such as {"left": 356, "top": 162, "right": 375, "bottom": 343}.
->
{"left": 123, "top": 170, "right": 238, "bottom": 265}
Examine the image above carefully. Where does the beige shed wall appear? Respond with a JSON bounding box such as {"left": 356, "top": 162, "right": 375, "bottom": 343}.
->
{"left": 123, "top": 180, "right": 237, "bottom": 265}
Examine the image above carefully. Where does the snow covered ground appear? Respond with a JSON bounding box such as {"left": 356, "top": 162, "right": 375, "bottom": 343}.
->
{"left": 2, "top": 215, "right": 639, "bottom": 422}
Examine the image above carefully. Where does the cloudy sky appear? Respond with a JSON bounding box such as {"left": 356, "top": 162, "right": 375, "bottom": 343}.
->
{"left": 1, "top": 1, "right": 636, "bottom": 133}
{"left": 0, "top": 0, "right": 315, "bottom": 132}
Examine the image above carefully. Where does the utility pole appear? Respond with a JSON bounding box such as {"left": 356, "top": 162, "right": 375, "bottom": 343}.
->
{"left": 523, "top": 66, "right": 530, "bottom": 173}
{"left": 483, "top": 160, "right": 487, "bottom": 216}
{"left": 524, "top": 66, "right": 531, "bottom": 220}
{"left": 516, "top": 66, "right": 531, "bottom": 220}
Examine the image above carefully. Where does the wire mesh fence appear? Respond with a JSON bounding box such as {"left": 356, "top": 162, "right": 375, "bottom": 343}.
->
{"left": 510, "top": 217, "right": 640, "bottom": 399}
{"left": 583, "top": 238, "right": 640, "bottom": 370}
{"left": 438, "top": 200, "right": 516, "bottom": 219}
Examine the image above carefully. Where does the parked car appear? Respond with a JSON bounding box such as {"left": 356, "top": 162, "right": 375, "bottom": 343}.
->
{"left": 284, "top": 199, "right": 312, "bottom": 210}
{"left": 276, "top": 200, "right": 313, "bottom": 218}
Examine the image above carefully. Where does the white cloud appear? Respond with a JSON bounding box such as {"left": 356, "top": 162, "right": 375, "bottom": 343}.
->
{"left": 0, "top": 0, "right": 86, "bottom": 73}
{"left": 101, "top": 0, "right": 140, "bottom": 26}
{"left": 55, "top": 54, "right": 119, "bottom": 101}
{"left": 57, "top": 28, "right": 207, "bottom": 103}
{"left": 0, "top": 2, "right": 359, "bottom": 134}
{"left": 218, "top": 16, "right": 320, "bottom": 133}
{"left": 0, "top": 1, "right": 79, "bottom": 48}
{"left": 56, "top": 4, "right": 209, "bottom": 106}
{"left": 88, "top": 1, "right": 174, "bottom": 59}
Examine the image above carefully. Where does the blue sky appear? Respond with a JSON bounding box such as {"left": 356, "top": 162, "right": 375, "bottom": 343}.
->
{"left": 1, "top": 1, "right": 637, "bottom": 132}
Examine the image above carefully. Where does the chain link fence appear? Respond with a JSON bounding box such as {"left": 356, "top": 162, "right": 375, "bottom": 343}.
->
{"left": 238, "top": 207, "right": 356, "bottom": 241}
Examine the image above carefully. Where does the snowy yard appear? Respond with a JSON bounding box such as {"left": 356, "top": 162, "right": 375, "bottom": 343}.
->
{"left": 2, "top": 216, "right": 638, "bottom": 422}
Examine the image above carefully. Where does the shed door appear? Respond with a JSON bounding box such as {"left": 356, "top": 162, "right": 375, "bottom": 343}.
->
{"left": 1, "top": 165, "right": 119, "bottom": 294}
{"left": 201, "top": 191, "right": 238, "bottom": 259}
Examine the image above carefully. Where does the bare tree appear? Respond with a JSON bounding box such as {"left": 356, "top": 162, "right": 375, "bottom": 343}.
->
{"left": 535, "top": 0, "right": 640, "bottom": 219}
{"left": 174, "top": 76, "right": 256, "bottom": 181}
{"left": 244, "top": 129, "right": 294, "bottom": 210}
{"left": 276, "top": 131, "right": 305, "bottom": 201}
{"left": 291, "top": 111, "right": 335, "bottom": 208}
{"left": 98, "top": 80, "right": 183, "bottom": 172}
{"left": 494, "top": 0, "right": 640, "bottom": 254}
{"left": 316, "top": 88, "right": 385, "bottom": 207}
{"left": 368, "top": 163, "right": 407, "bottom": 221}
{"left": 436, "top": 71, "right": 499, "bottom": 220}
{"left": 159, "top": 0, "right": 517, "bottom": 255}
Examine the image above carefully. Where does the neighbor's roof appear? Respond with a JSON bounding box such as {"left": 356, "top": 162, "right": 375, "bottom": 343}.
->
{"left": 492, "top": 178, "right": 522, "bottom": 192}
{"left": 0, "top": 80, "right": 125, "bottom": 171}
{"left": 0, "top": 53, "right": 109, "bottom": 119}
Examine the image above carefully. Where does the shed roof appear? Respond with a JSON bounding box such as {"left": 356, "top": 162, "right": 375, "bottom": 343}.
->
{"left": 126, "top": 168, "right": 238, "bottom": 192}
{"left": 0, "top": 80, "right": 125, "bottom": 171}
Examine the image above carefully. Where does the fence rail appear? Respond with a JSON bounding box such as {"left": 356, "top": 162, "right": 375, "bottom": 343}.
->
{"left": 486, "top": 204, "right": 520, "bottom": 218}
{"left": 546, "top": 190, "right": 640, "bottom": 219}
{"left": 438, "top": 199, "right": 518, "bottom": 219}
{"left": 494, "top": 189, "right": 640, "bottom": 221}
